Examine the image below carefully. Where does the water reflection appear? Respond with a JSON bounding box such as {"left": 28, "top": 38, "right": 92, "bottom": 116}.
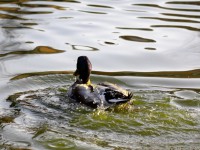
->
{"left": 0, "top": 14, "right": 25, "bottom": 20}
{"left": 1, "top": 0, "right": 200, "bottom": 149}
{"left": 79, "top": 10, "right": 107, "bottom": 14}
{"left": 0, "top": 46, "right": 65, "bottom": 57}
{"left": 20, "top": 22, "right": 38, "bottom": 26}
{"left": 19, "top": 3, "right": 66, "bottom": 10}
{"left": 87, "top": 4, "right": 114, "bottom": 9}
{"left": 116, "top": 27, "right": 153, "bottom": 31}
{"left": 0, "top": 0, "right": 80, "bottom": 4}
{"left": 151, "top": 25, "right": 200, "bottom": 32}
{"left": 10, "top": 69, "right": 200, "bottom": 81}
{"left": 5, "top": 81, "right": 200, "bottom": 149}
{"left": 145, "top": 47, "right": 156, "bottom": 50}
{"left": 120, "top": 35, "right": 156, "bottom": 42}
{"left": 71, "top": 45, "right": 99, "bottom": 51}
{"left": 139, "top": 17, "right": 200, "bottom": 23}
{"left": 166, "top": 1, "right": 200, "bottom": 6}
{"left": 162, "top": 13, "right": 200, "bottom": 19}
{"left": 134, "top": 3, "right": 200, "bottom": 12}
{"left": 40, "top": 0, "right": 81, "bottom": 3}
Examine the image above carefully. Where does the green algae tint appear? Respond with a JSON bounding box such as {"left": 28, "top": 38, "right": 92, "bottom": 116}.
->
{"left": 43, "top": 139, "right": 76, "bottom": 150}
{"left": 1, "top": 0, "right": 200, "bottom": 149}
{"left": 4, "top": 82, "right": 200, "bottom": 149}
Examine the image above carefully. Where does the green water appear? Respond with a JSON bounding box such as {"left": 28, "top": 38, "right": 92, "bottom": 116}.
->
{"left": 1, "top": 74, "right": 200, "bottom": 149}
{"left": 1, "top": 0, "right": 200, "bottom": 149}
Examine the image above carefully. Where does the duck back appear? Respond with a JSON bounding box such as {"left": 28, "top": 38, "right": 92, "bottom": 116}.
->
{"left": 68, "top": 82, "right": 132, "bottom": 108}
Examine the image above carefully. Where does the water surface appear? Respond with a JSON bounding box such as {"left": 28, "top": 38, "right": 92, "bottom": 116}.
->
{"left": 0, "top": 0, "right": 200, "bottom": 149}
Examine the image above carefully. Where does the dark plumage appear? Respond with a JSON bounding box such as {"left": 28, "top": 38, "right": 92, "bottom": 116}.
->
{"left": 68, "top": 56, "right": 133, "bottom": 108}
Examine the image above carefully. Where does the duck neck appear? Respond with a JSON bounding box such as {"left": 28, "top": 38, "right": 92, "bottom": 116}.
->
{"left": 86, "top": 79, "right": 91, "bottom": 85}
{"left": 76, "top": 76, "right": 91, "bottom": 85}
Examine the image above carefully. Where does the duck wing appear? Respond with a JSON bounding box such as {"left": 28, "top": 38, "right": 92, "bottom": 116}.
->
{"left": 68, "top": 82, "right": 133, "bottom": 108}
{"left": 97, "top": 82, "right": 133, "bottom": 104}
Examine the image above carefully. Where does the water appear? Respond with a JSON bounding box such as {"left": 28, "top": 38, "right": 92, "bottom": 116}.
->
{"left": 0, "top": 0, "right": 200, "bottom": 149}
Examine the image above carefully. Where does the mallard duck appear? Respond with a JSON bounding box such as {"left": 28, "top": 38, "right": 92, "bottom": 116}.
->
{"left": 68, "top": 56, "right": 133, "bottom": 108}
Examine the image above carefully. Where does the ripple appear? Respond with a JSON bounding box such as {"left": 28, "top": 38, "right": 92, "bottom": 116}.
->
{"left": 44, "top": 139, "right": 75, "bottom": 149}
{"left": 2, "top": 26, "right": 32, "bottom": 29}
{"left": 0, "top": 0, "right": 80, "bottom": 4}
{"left": 0, "top": 4, "right": 53, "bottom": 15}
{"left": 87, "top": 4, "right": 114, "bottom": 9}
{"left": 120, "top": 35, "right": 156, "bottom": 43}
{"left": 116, "top": 27, "right": 153, "bottom": 31}
{"left": 0, "top": 108, "right": 20, "bottom": 123}
{"left": 166, "top": 1, "right": 200, "bottom": 6}
{"left": 0, "top": 46, "right": 65, "bottom": 57}
{"left": 78, "top": 10, "right": 107, "bottom": 14}
{"left": 0, "top": 14, "right": 26, "bottom": 20}
{"left": 5, "top": 77, "right": 200, "bottom": 149}
{"left": 174, "top": 90, "right": 199, "bottom": 99}
{"left": 134, "top": 4, "right": 200, "bottom": 12}
{"left": 151, "top": 25, "right": 200, "bottom": 32}
{"left": 0, "top": 6, "right": 20, "bottom": 13}
{"left": 71, "top": 45, "right": 99, "bottom": 51}
{"left": 162, "top": 13, "right": 200, "bottom": 19}
{"left": 44, "top": 0, "right": 80, "bottom": 3}
{"left": 58, "top": 16, "right": 73, "bottom": 19}
{"left": 19, "top": 3, "right": 66, "bottom": 10}
{"left": 172, "top": 99, "right": 200, "bottom": 109}
{"left": 145, "top": 47, "right": 156, "bottom": 50}
{"left": 20, "top": 22, "right": 38, "bottom": 26}
{"left": 14, "top": 10, "right": 53, "bottom": 15}
{"left": 1, "top": 10, "right": 53, "bottom": 15}
{"left": 172, "top": 90, "right": 200, "bottom": 110}
{"left": 11, "top": 71, "right": 73, "bottom": 80}
{"left": 139, "top": 17, "right": 200, "bottom": 23}
{"left": 3, "top": 141, "right": 32, "bottom": 150}
{"left": 25, "top": 41, "right": 34, "bottom": 44}
{"left": 10, "top": 69, "right": 200, "bottom": 81}
{"left": 104, "top": 41, "right": 116, "bottom": 45}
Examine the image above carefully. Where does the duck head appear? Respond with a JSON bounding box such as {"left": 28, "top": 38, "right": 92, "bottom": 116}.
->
{"left": 74, "top": 56, "right": 92, "bottom": 84}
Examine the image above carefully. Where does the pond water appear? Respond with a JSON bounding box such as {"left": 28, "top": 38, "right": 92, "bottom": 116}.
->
{"left": 0, "top": 0, "right": 200, "bottom": 149}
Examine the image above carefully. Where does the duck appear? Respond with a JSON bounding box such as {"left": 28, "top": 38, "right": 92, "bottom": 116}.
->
{"left": 68, "top": 56, "right": 133, "bottom": 108}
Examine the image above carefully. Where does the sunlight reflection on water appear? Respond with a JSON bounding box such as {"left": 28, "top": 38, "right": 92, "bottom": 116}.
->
{"left": 1, "top": 0, "right": 200, "bottom": 149}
